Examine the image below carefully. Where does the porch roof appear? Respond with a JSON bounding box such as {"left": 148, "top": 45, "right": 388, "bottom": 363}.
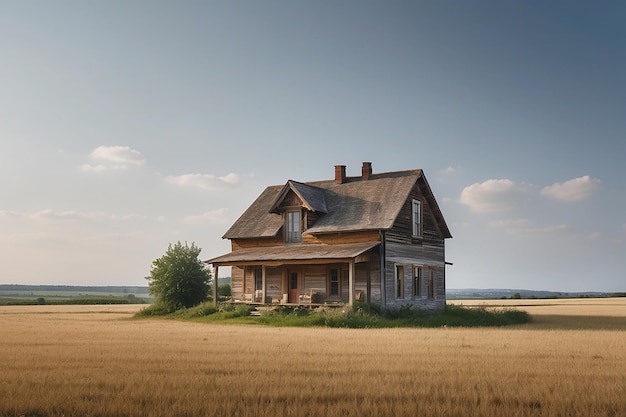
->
{"left": 206, "top": 241, "right": 379, "bottom": 266}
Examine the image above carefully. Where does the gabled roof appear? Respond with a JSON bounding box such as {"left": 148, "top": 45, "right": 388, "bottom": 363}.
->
{"left": 269, "top": 180, "right": 328, "bottom": 214}
{"left": 222, "top": 169, "right": 451, "bottom": 239}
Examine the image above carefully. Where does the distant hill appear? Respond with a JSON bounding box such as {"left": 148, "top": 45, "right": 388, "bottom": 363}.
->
{"left": 447, "top": 288, "right": 619, "bottom": 299}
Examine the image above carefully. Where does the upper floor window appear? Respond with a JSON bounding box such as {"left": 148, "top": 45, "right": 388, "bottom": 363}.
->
{"left": 286, "top": 210, "right": 301, "bottom": 243}
{"left": 412, "top": 199, "right": 422, "bottom": 237}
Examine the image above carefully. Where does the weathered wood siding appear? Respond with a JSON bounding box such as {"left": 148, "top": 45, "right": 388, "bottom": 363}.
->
{"left": 231, "top": 266, "right": 244, "bottom": 299}
{"left": 303, "top": 230, "right": 380, "bottom": 245}
{"left": 232, "top": 238, "right": 283, "bottom": 250}
{"left": 280, "top": 191, "right": 302, "bottom": 208}
{"left": 386, "top": 180, "right": 446, "bottom": 247}
{"left": 382, "top": 241, "right": 446, "bottom": 311}
{"left": 378, "top": 177, "right": 447, "bottom": 311}
{"left": 265, "top": 267, "right": 283, "bottom": 301}
{"left": 302, "top": 265, "right": 327, "bottom": 299}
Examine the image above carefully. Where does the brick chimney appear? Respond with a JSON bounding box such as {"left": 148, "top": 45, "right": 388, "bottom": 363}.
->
{"left": 362, "top": 162, "right": 372, "bottom": 181}
{"left": 334, "top": 165, "right": 346, "bottom": 184}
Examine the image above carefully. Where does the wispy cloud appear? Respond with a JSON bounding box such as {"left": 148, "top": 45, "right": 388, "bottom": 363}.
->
{"left": 489, "top": 218, "right": 570, "bottom": 237}
{"left": 460, "top": 179, "right": 531, "bottom": 213}
{"left": 0, "top": 210, "right": 20, "bottom": 218}
{"left": 81, "top": 145, "right": 146, "bottom": 172}
{"left": 79, "top": 164, "right": 127, "bottom": 173}
{"left": 166, "top": 173, "right": 240, "bottom": 190}
{"left": 4, "top": 209, "right": 148, "bottom": 223}
{"left": 435, "top": 166, "right": 458, "bottom": 183}
{"left": 183, "top": 208, "right": 230, "bottom": 224}
{"left": 541, "top": 176, "right": 601, "bottom": 202}
{"left": 439, "top": 166, "right": 456, "bottom": 175}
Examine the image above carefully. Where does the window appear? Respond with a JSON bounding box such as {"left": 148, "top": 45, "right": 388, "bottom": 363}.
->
{"left": 412, "top": 199, "right": 422, "bottom": 237}
{"left": 286, "top": 210, "right": 301, "bottom": 243}
{"left": 254, "top": 268, "right": 262, "bottom": 291}
{"left": 412, "top": 266, "right": 422, "bottom": 297}
{"left": 396, "top": 265, "right": 404, "bottom": 299}
{"left": 428, "top": 269, "right": 435, "bottom": 299}
{"left": 329, "top": 268, "right": 340, "bottom": 297}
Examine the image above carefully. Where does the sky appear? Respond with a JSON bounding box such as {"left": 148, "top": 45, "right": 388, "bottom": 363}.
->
{"left": 1, "top": 1, "right": 624, "bottom": 292}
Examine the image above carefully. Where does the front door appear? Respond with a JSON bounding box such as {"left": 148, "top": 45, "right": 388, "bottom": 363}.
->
{"left": 288, "top": 271, "right": 299, "bottom": 303}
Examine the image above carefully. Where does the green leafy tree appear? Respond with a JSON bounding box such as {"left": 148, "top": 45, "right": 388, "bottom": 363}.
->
{"left": 147, "top": 242, "right": 212, "bottom": 311}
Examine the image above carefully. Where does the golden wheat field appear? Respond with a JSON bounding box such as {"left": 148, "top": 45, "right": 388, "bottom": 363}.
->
{"left": 1, "top": 300, "right": 626, "bottom": 417}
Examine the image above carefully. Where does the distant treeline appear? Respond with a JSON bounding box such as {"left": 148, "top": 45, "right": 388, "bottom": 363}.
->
{"left": 0, "top": 284, "right": 151, "bottom": 294}
{"left": 1, "top": 296, "right": 146, "bottom": 306}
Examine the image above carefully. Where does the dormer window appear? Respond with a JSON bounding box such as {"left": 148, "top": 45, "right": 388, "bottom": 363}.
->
{"left": 286, "top": 210, "right": 301, "bottom": 243}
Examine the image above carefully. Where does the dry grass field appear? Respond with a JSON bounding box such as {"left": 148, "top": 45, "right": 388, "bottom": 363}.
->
{"left": 1, "top": 300, "right": 625, "bottom": 417}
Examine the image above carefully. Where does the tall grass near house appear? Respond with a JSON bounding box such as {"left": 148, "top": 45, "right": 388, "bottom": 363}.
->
{"left": 137, "top": 301, "right": 530, "bottom": 328}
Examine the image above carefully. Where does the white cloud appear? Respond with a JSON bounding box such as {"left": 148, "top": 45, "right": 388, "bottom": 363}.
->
{"left": 81, "top": 146, "right": 146, "bottom": 172}
{"left": 79, "top": 164, "right": 127, "bottom": 173}
{"left": 90, "top": 145, "right": 146, "bottom": 165}
{"left": 460, "top": 179, "right": 531, "bottom": 212}
{"left": 166, "top": 173, "right": 240, "bottom": 190}
{"left": 541, "top": 176, "right": 601, "bottom": 202}
{"left": 183, "top": 208, "right": 230, "bottom": 224}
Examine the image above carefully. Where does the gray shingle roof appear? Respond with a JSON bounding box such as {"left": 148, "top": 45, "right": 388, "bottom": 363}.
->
{"left": 222, "top": 169, "right": 451, "bottom": 239}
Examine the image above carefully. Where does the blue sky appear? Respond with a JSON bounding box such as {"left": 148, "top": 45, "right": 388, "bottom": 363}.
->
{"left": 1, "top": 1, "right": 624, "bottom": 292}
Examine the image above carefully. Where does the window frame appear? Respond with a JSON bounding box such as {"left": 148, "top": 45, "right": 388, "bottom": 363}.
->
{"left": 412, "top": 266, "right": 422, "bottom": 298}
{"left": 412, "top": 199, "right": 422, "bottom": 238}
{"left": 285, "top": 209, "right": 302, "bottom": 243}
{"left": 395, "top": 265, "right": 405, "bottom": 299}
{"left": 328, "top": 268, "right": 341, "bottom": 298}
{"left": 428, "top": 268, "right": 435, "bottom": 299}
{"left": 254, "top": 268, "right": 263, "bottom": 291}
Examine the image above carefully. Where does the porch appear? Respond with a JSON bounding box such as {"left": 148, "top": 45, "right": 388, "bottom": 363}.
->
{"left": 207, "top": 242, "right": 380, "bottom": 307}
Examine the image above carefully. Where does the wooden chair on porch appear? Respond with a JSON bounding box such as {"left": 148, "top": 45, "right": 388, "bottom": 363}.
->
{"left": 299, "top": 289, "right": 318, "bottom": 305}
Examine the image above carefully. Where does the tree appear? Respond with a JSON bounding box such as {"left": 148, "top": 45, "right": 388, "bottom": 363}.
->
{"left": 147, "top": 241, "right": 212, "bottom": 311}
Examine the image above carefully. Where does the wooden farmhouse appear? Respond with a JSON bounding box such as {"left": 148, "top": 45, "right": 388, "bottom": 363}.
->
{"left": 207, "top": 162, "right": 452, "bottom": 312}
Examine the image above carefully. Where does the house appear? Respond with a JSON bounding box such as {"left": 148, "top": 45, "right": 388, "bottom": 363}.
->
{"left": 207, "top": 162, "right": 452, "bottom": 312}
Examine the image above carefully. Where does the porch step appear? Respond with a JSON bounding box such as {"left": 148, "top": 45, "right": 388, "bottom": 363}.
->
{"left": 249, "top": 308, "right": 261, "bottom": 317}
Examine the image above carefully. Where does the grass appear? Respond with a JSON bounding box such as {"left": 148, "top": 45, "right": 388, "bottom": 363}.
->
{"left": 1, "top": 300, "right": 625, "bottom": 417}
{"left": 136, "top": 301, "right": 531, "bottom": 328}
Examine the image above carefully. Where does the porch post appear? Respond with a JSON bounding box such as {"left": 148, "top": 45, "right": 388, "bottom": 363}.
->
{"left": 348, "top": 260, "right": 355, "bottom": 306}
{"left": 262, "top": 265, "right": 267, "bottom": 304}
{"left": 213, "top": 265, "right": 219, "bottom": 306}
